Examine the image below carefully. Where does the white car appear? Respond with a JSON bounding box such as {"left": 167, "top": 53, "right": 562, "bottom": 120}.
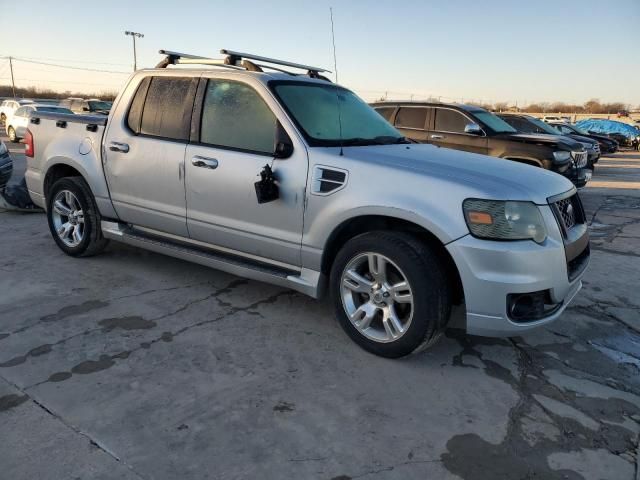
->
{"left": 5, "top": 104, "right": 73, "bottom": 142}
{"left": 542, "top": 115, "right": 571, "bottom": 123}
{"left": 0, "top": 99, "right": 34, "bottom": 125}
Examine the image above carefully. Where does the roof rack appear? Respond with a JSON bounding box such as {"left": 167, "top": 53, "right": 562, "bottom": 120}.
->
{"left": 156, "top": 49, "right": 331, "bottom": 80}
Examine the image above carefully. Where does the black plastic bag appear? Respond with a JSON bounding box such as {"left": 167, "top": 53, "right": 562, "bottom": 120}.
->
{"left": 0, "top": 152, "right": 11, "bottom": 191}
{"left": 2, "top": 178, "right": 40, "bottom": 210}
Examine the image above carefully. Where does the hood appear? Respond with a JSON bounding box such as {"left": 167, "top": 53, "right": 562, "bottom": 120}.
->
{"left": 495, "top": 132, "right": 583, "bottom": 151}
{"left": 568, "top": 134, "right": 598, "bottom": 148}
{"left": 331, "top": 143, "right": 575, "bottom": 205}
{"left": 588, "top": 133, "right": 617, "bottom": 144}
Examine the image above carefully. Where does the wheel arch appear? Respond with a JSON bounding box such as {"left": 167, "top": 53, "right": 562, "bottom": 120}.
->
{"left": 43, "top": 162, "right": 87, "bottom": 198}
{"left": 320, "top": 214, "right": 464, "bottom": 305}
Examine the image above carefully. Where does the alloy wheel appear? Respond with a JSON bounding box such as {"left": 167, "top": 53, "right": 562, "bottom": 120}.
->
{"left": 340, "top": 252, "right": 414, "bottom": 343}
{"left": 51, "top": 190, "right": 85, "bottom": 247}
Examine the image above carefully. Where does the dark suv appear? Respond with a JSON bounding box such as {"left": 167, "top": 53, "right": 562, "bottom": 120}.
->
{"left": 498, "top": 113, "right": 600, "bottom": 169}
{"left": 372, "top": 102, "right": 590, "bottom": 187}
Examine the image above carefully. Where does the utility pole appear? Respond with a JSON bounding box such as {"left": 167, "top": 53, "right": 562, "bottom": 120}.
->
{"left": 124, "top": 31, "right": 144, "bottom": 71}
{"left": 9, "top": 56, "right": 16, "bottom": 98}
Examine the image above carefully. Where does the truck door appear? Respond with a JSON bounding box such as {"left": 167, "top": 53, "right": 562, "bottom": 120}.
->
{"left": 428, "top": 107, "right": 489, "bottom": 155}
{"left": 184, "top": 77, "right": 307, "bottom": 268}
{"left": 103, "top": 75, "right": 198, "bottom": 237}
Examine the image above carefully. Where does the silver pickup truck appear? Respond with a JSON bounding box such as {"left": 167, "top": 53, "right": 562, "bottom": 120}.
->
{"left": 24, "top": 49, "right": 589, "bottom": 358}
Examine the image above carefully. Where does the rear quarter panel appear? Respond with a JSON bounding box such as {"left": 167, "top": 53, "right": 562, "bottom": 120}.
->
{"left": 25, "top": 119, "right": 117, "bottom": 217}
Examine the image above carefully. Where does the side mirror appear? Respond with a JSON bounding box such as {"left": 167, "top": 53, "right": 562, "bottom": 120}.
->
{"left": 274, "top": 121, "right": 294, "bottom": 159}
{"left": 464, "top": 123, "right": 483, "bottom": 135}
{"left": 82, "top": 107, "right": 90, "bottom": 112}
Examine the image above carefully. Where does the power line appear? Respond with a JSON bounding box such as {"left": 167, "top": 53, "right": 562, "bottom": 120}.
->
{"left": 0, "top": 56, "right": 131, "bottom": 74}
{"left": 0, "top": 55, "right": 130, "bottom": 67}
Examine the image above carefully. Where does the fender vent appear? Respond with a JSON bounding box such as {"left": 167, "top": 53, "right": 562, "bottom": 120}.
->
{"left": 311, "top": 165, "right": 348, "bottom": 195}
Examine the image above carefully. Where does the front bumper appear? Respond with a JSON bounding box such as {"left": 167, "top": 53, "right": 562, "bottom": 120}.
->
{"left": 446, "top": 200, "right": 589, "bottom": 337}
{"left": 564, "top": 167, "right": 591, "bottom": 188}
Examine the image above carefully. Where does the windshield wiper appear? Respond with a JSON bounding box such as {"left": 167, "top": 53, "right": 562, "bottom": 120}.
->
{"left": 340, "top": 136, "right": 410, "bottom": 146}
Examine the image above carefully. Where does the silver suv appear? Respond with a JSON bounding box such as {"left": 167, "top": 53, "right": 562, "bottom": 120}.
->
{"left": 25, "top": 50, "right": 589, "bottom": 358}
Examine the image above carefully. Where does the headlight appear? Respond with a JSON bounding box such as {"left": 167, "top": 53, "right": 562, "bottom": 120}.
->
{"left": 0, "top": 142, "right": 7, "bottom": 155}
{"left": 553, "top": 150, "right": 571, "bottom": 162}
{"left": 463, "top": 199, "right": 547, "bottom": 244}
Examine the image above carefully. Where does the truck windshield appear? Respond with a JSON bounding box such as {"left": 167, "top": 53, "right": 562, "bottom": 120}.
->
{"left": 569, "top": 124, "right": 590, "bottom": 136}
{"left": 271, "top": 81, "right": 407, "bottom": 147}
{"left": 472, "top": 111, "right": 517, "bottom": 134}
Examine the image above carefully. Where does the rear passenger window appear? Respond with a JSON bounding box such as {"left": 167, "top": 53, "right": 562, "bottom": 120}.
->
{"left": 200, "top": 79, "right": 276, "bottom": 154}
{"left": 127, "top": 77, "right": 151, "bottom": 133}
{"left": 374, "top": 107, "right": 395, "bottom": 122}
{"left": 139, "top": 77, "right": 196, "bottom": 141}
{"left": 395, "top": 107, "right": 427, "bottom": 129}
{"left": 434, "top": 109, "right": 470, "bottom": 133}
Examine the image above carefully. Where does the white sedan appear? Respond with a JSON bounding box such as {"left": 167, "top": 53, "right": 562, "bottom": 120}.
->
{"left": 6, "top": 104, "right": 73, "bottom": 142}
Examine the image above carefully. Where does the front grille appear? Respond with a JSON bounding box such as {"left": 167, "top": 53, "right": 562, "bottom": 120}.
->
{"left": 551, "top": 193, "right": 585, "bottom": 237}
{"left": 571, "top": 151, "right": 588, "bottom": 168}
{"left": 556, "top": 198, "right": 576, "bottom": 229}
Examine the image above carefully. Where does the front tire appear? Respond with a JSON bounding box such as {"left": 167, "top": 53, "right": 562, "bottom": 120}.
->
{"left": 46, "top": 177, "right": 108, "bottom": 257}
{"left": 330, "top": 232, "right": 452, "bottom": 358}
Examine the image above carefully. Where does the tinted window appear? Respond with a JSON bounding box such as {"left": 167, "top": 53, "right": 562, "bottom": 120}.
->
{"left": 127, "top": 77, "right": 151, "bottom": 133}
{"left": 374, "top": 107, "right": 395, "bottom": 122}
{"left": 395, "top": 107, "right": 427, "bottom": 129}
{"left": 200, "top": 79, "right": 276, "bottom": 154}
{"left": 434, "top": 109, "right": 470, "bottom": 133}
{"left": 501, "top": 116, "right": 534, "bottom": 133}
{"left": 14, "top": 107, "right": 27, "bottom": 117}
{"left": 140, "top": 77, "right": 195, "bottom": 141}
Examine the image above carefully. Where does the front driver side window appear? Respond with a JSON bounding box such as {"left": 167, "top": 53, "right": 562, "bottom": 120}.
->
{"left": 434, "top": 109, "right": 470, "bottom": 133}
{"left": 200, "top": 79, "right": 277, "bottom": 154}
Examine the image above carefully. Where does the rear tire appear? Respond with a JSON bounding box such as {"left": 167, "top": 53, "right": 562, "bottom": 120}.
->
{"left": 330, "top": 231, "right": 451, "bottom": 358}
{"left": 46, "top": 176, "right": 108, "bottom": 257}
{"left": 0, "top": 113, "right": 6, "bottom": 125}
{"left": 7, "top": 126, "right": 18, "bottom": 143}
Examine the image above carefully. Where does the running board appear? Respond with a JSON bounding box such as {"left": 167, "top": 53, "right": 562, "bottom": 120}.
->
{"left": 101, "top": 221, "right": 321, "bottom": 298}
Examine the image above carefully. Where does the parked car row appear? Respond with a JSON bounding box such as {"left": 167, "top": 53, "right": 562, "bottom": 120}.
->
{"left": 0, "top": 97, "right": 112, "bottom": 142}
{"left": 372, "top": 102, "right": 591, "bottom": 187}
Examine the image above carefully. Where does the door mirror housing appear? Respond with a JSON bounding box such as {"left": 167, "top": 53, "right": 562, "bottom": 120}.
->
{"left": 464, "top": 123, "right": 483, "bottom": 135}
{"left": 274, "top": 121, "right": 294, "bottom": 159}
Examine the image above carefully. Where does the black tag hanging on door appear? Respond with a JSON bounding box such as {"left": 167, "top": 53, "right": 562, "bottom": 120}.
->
{"left": 254, "top": 164, "right": 279, "bottom": 204}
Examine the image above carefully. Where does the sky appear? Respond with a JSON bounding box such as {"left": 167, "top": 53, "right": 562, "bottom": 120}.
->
{"left": 0, "top": 0, "right": 639, "bottom": 106}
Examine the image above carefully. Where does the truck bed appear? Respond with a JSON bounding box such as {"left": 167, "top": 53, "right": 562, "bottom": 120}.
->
{"left": 24, "top": 112, "right": 114, "bottom": 217}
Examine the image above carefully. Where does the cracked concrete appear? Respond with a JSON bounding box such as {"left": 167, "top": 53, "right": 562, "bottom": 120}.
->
{"left": 1, "top": 147, "right": 640, "bottom": 479}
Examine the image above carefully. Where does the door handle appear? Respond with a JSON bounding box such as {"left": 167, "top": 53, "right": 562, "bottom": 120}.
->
{"left": 109, "top": 142, "right": 129, "bottom": 153}
{"left": 191, "top": 156, "right": 218, "bottom": 169}
{"left": 430, "top": 134, "right": 444, "bottom": 140}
